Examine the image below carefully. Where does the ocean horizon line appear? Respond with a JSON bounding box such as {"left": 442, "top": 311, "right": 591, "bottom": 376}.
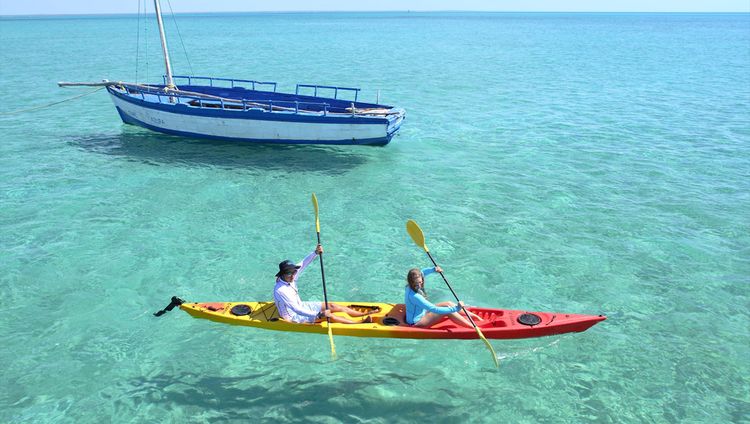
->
{"left": 2, "top": 10, "right": 749, "bottom": 20}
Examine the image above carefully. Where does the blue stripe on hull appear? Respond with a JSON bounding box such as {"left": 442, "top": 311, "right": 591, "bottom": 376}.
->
{"left": 114, "top": 106, "right": 392, "bottom": 146}
{"left": 108, "top": 87, "right": 393, "bottom": 126}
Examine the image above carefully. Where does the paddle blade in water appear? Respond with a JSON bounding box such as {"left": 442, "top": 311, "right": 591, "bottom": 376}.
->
{"left": 327, "top": 326, "right": 337, "bottom": 359}
{"left": 478, "top": 330, "right": 500, "bottom": 368}
{"left": 406, "top": 219, "right": 429, "bottom": 252}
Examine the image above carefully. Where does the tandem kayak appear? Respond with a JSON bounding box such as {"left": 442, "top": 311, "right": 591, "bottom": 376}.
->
{"left": 155, "top": 297, "right": 605, "bottom": 340}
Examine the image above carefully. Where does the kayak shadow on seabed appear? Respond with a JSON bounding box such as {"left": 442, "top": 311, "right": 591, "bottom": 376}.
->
{"left": 66, "top": 130, "right": 371, "bottom": 175}
{"left": 117, "top": 371, "right": 457, "bottom": 420}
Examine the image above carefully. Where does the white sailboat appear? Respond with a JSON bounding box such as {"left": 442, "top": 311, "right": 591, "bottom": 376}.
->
{"left": 60, "top": 1, "right": 405, "bottom": 146}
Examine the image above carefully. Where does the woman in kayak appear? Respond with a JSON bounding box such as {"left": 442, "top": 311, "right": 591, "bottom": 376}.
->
{"left": 273, "top": 244, "right": 373, "bottom": 324}
{"left": 405, "top": 267, "right": 482, "bottom": 328}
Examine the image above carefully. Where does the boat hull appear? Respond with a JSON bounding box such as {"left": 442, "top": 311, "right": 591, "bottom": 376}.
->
{"left": 108, "top": 89, "right": 400, "bottom": 145}
{"left": 180, "top": 301, "right": 606, "bottom": 340}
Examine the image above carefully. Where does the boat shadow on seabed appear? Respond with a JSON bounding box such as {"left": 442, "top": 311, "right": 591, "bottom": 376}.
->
{"left": 67, "top": 130, "right": 371, "bottom": 175}
{"left": 118, "top": 371, "right": 457, "bottom": 421}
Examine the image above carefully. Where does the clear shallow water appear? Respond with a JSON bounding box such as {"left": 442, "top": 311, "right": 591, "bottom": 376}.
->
{"left": 1, "top": 12, "right": 748, "bottom": 423}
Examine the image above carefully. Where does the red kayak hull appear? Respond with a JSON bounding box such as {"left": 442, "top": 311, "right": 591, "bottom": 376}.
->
{"left": 180, "top": 301, "right": 605, "bottom": 340}
{"left": 380, "top": 305, "right": 606, "bottom": 339}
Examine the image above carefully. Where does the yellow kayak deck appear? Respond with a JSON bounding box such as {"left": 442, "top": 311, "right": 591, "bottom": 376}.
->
{"left": 181, "top": 301, "right": 413, "bottom": 338}
{"left": 179, "top": 301, "right": 606, "bottom": 340}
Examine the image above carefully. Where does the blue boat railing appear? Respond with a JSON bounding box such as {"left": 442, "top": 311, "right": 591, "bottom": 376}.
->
{"left": 167, "top": 77, "right": 360, "bottom": 101}
{"left": 168, "top": 75, "right": 278, "bottom": 92}
{"left": 123, "top": 84, "right": 345, "bottom": 115}
{"left": 295, "top": 84, "right": 360, "bottom": 101}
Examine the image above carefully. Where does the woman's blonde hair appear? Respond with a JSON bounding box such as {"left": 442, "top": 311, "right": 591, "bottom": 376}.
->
{"left": 406, "top": 268, "right": 427, "bottom": 298}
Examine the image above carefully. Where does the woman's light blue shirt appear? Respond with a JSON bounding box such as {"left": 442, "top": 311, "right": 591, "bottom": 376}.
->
{"left": 404, "top": 267, "right": 461, "bottom": 325}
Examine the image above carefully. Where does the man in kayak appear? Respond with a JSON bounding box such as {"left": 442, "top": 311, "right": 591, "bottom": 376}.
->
{"left": 273, "top": 244, "right": 373, "bottom": 324}
{"left": 405, "top": 266, "right": 482, "bottom": 328}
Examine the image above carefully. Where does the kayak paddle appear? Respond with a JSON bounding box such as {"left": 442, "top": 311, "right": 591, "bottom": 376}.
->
{"left": 406, "top": 219, "right": 500, "bottom": 368}
{"left": 312, "top": 193, "right": 336, "bottom": 359}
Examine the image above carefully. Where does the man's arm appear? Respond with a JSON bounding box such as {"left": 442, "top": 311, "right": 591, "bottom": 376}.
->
{"left": 275, "top": 286, "right": 319, "bottom": 319}
{"left": 295, "top": 249, "right": 319, "bottom": 281}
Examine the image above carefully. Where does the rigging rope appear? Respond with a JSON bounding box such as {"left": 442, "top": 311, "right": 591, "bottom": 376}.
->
{"left": 0, "top": 87, "right": 105, "bottom": 116}
{"left": 166, "top": 0, "right": 194, "bottom": 77}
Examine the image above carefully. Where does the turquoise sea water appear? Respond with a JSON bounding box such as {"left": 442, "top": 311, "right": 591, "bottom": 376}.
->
{"left": 1, "top": 12, "right": 749, "bottom": 423}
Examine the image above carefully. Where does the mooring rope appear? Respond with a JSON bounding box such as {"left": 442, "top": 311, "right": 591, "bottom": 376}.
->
{"left": 0, "top": 87, "right": 105, "bottom": 116}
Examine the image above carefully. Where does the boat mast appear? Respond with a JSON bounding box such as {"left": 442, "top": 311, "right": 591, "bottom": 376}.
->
{"left": 153, "top": 0, "right": 176, "bottom": 89}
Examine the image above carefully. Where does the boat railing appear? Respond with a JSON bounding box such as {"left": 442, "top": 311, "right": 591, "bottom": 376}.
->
{"left": 295, "top": 84, "right": 360, "bottom": 101}
{"left": 125, "top": 85, "right": 338, "bottom": 115}
{"left": 118, "top": 83, "right": 380, "bottom": 117}
{"left": 169, "top": 75, "right": 278, "bottom": 92}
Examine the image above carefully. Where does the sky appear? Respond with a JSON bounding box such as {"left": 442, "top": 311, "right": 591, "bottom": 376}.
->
{"left": 1, "top": 0, "right": 748, "bottom": 16}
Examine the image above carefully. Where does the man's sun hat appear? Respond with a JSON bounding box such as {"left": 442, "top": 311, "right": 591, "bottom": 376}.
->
{"left": 276, "top": 260, "right": 300, "bottom": 277}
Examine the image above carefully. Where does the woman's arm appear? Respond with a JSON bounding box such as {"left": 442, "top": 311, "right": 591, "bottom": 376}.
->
{"left": 412, "top": 292, "right": 460, "bottom": 315}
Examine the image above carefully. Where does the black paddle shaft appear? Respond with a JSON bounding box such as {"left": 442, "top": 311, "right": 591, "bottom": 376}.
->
{"left": 425, "top": 251, "right": 479, "bottom": 330}
{"left": 316, "top": 232, "right": 331, "bottom": 312}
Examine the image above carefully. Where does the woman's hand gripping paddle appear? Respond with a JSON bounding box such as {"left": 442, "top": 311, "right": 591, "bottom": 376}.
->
{"left": 312, "top": 193, "right": 336, "bottom": 359}
{"left": 406, "top": 220, "right": 499, "bottom": 368}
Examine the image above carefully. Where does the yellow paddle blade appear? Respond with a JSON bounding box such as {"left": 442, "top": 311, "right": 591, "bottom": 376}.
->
{"left": 327, "top": 326, "right": 337, "bottom": 360}
{"left": 406, "top": 219, "right": 429, "bottom": 253}
{"left": 477, "top": 329, "right": 500, "bottom": 368}
{"left": 312, "top": 193, "right": 320, "bottom": 233}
